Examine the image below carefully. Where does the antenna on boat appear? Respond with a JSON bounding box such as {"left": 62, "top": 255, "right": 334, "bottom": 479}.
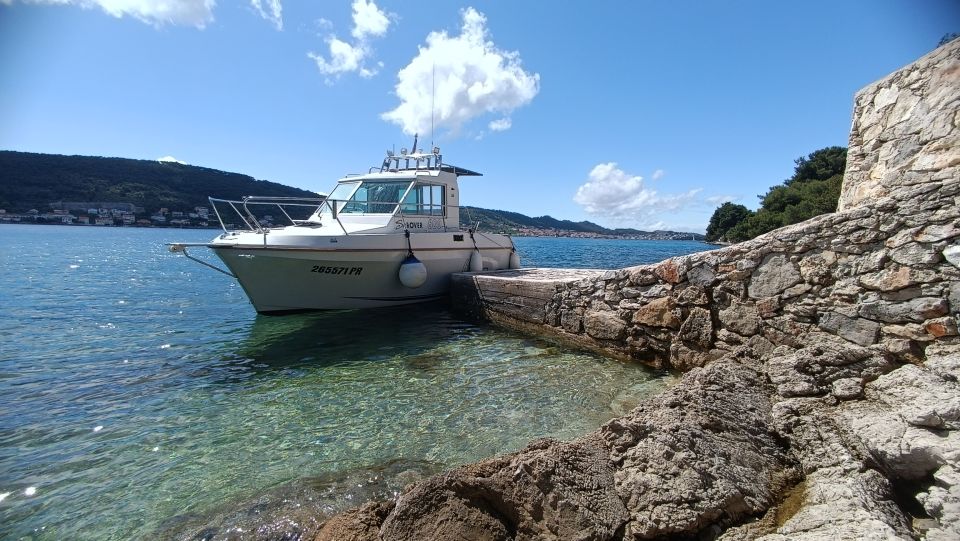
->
{"left": 412, "top": 133, "right": 418, "bottom": 154}
{"left": 431, "top": 63, "right": 435, "bottom": 149}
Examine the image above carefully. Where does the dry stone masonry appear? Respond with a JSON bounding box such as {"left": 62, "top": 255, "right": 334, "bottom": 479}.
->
{"left": 307, "top": 40, "right": 960, "bottom": 540}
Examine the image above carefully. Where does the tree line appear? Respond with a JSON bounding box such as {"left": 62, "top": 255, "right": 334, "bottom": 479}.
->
{"left": 705, "top": 146, "right": 846, "bottom": 242}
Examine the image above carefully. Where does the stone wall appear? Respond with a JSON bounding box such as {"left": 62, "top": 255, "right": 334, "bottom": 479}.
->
{"left": 534, "top": 182, "right": 957, "bottom": 371}
{"left": 838, "top": 38, "right": 959, "bottom": 210}
{"left": 303, "top": 43, "right": 960, "bottom": 540}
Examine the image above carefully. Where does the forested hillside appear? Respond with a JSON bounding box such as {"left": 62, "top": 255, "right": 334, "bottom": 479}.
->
{"left": 460, "top": 207, "right": 607, "bottom": 234}
{"left": 458, "top": 206, "right": 702, "bottom": 239}
{"left": 0, "top": 151, "right": 319, "bottom": 213}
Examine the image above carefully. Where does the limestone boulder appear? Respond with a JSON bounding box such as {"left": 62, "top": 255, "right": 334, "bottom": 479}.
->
{"left": 678, "top": 307, "right": 713, "bottom": 348}
{"left": 751, "top": 469, "right": 911, "bottom": 541}
{"left": 602, "top": 358, "right": 800, "bottom": 538}
{"left": 560, "top": 308, "right": 583, "bottom": 333}
{"left": 842, "top": 401, "right": 960, "bottom": 484}
{"left": 889, "top": 242, "right": 941, "bottom": 266}
{"left": 749, "top": 255, "right": 802, "bottom": 299}
{"left": 916, "top": 464, "right": 960, "bottom": 541}
{"left": 377, "top": 437, "right": 629, "bottom": 541}
{"left": 798, "top": 251, "right": 837, "bottom": 285}
{"left": 687, "top": 263, "right": 718, "bottom": 287}
{"left": 719, "top": 301, "right": 761, "bottom": 336}
{"left": 868, "top": 364, "right": 960, "bottom": 430}
{"left": 817, "top": 311, "right": 880, "bottom": 346}
{"left": 584, "top": 310, "right": 627, "bottom": 341}
{"left": 654, "top": 259, "right": 685, "bottom": 284}
{"left": 858, "top": 296, "right": 949, "bottom": 323}
{"left": 925, "top": 317, "right": 960, "bottom": 338}
{"left": 764, "top": 338, "right": 894, "bottom": 399}
{"left": 926, "top": 343, "right": 960, "bottom": 380}
{"left": 632, "top": 296, "right": 680, "bottom": 329}
{"left": 675, "top": 284, "right": 710, "bottom": 306}
{"left": 859, "top": 264, "right": 938, "bottom": 291}
{"left": 945, "top": 244, "right": 960, "bottom": 268}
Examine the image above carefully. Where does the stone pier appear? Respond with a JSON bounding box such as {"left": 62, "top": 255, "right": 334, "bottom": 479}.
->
{"left": 450, "top": 268, "right": 616, "bottom": 353}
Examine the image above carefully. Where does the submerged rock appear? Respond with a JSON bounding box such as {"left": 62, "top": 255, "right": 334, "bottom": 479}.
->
{"left": 157, "top": 459, "right": 438, "bottom": 541}
{"left": 314, "top": 356, "right": 800, "bottom": 540}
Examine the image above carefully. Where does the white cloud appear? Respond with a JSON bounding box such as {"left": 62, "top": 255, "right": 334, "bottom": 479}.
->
{"left": 651, "top": 169, "right": 665, "bottom": 181}
{"left": 706, "top": 195, "right": 740, "bottom": 204}
{"left": 250, "top": 0, "right": 282, "bottom": 31}
{"left": 573, "top": 162, "right": 701, "bottom": 220}
{"left": 351, "top": 0, "right": 388, "bottom": 39}
{"left": 488, "top": 117, "right": 511, "bottom": 132}
{"left": 19, "top": 0, "right": 216, "bottom": 28}
{"left": 309, "top": 38, "right": 364, "bottom": 77}
{"left": 381, "top": 7, "right": 540, "bottom": 136}
{"left": 157, "top": 155, "right": 187, "bottom": 164}
{"left": 308, "top": 0, "right": 391, "bottom": 82}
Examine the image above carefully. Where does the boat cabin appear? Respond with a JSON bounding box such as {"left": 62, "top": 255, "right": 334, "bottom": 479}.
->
{"left": 307, "top": 148, "right": 479, "bottom": 235}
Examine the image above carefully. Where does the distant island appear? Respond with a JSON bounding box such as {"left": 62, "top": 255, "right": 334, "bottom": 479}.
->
{"left": 0, "top": 150, "right": 703, "bottom": 240}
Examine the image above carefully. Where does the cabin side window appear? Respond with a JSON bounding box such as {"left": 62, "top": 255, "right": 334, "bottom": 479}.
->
{"left": 401, "top": 184, "right": 445, "bottom": 216}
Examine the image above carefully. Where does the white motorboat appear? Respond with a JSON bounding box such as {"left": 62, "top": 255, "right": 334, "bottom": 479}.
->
{"left": 170, "top": 144, "right": 519, "bottom": 313}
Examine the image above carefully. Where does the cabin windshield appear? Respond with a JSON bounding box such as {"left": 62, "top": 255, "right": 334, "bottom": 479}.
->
{"left": 319, "top": 179, "right": 414, "bottom": 216}
{"left": 320, "top": 181, "right": 360, "bottom": 216}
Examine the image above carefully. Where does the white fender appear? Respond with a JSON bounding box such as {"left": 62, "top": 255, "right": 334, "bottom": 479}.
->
{"left": 469, "top": 249, "right": 483, "bottom": 272}
{"left": 509, "top": 250, "right": 521, "bottom": 270}
{"left": 398, "top": 254, "right": 427, "bottom": 288}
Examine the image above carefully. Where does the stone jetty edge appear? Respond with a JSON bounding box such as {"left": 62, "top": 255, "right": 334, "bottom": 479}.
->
{"left": 304, "top": 41, "right": 960, "bottom": 540}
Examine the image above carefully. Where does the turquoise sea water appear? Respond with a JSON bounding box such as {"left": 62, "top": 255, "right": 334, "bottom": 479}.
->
{"left": 514, "top": 235, "right": 712, "bottom": 269}
{"left": 0, "top": 225, "right": 710, "bottom": 540}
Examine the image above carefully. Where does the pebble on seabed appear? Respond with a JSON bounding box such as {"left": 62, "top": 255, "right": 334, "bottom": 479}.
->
{"left": 0, "top": 492, "right": 10, "bottom": 502}
{"left": 24, "top": 487, "right": 37, "bottom": 496}
{"left": 93, "top": 426, "right": 103, "bottom": 432}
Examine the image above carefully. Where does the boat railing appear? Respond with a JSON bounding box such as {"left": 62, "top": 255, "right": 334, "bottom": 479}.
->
{"left": 208, "top": 196, "right": 326, "bottom": 234}
{"left": 210, "top": 195, "right": 479, "bottom": 236}
{"left": 379, "top": 149, "right": 443, "bottom": 173}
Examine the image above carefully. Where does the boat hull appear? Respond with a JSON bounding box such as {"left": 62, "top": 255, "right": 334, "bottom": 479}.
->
{"left": 212, "top": 236, "right": 512, "bottom": 312}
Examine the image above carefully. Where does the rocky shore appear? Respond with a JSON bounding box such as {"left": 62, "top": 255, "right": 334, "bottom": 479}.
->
{"left": 303, "top": 40, "right": 960, "bottom": 540}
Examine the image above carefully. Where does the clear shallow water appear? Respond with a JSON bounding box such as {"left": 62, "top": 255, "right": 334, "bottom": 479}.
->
{"left": 0, "top": 225, "right": 697, "bottom": 540}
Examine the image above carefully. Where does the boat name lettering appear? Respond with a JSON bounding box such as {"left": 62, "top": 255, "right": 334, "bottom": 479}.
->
{"left": 394, "top": 221, "right": 423, "bottom": 230}
{"left": 310, "top": 265, "right": 363, "bottom": 276}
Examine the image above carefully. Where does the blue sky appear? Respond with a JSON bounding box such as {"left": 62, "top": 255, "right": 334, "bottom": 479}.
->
{"left": 1, "top": 0, "right": 957, "bottom": 232}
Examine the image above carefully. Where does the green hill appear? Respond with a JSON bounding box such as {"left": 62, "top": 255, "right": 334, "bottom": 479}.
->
{"left": 0, "top": 151, "right": 319, "bottom": 214}
{"left": 459, "top": 206, "right": 606, "bottom": 233}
